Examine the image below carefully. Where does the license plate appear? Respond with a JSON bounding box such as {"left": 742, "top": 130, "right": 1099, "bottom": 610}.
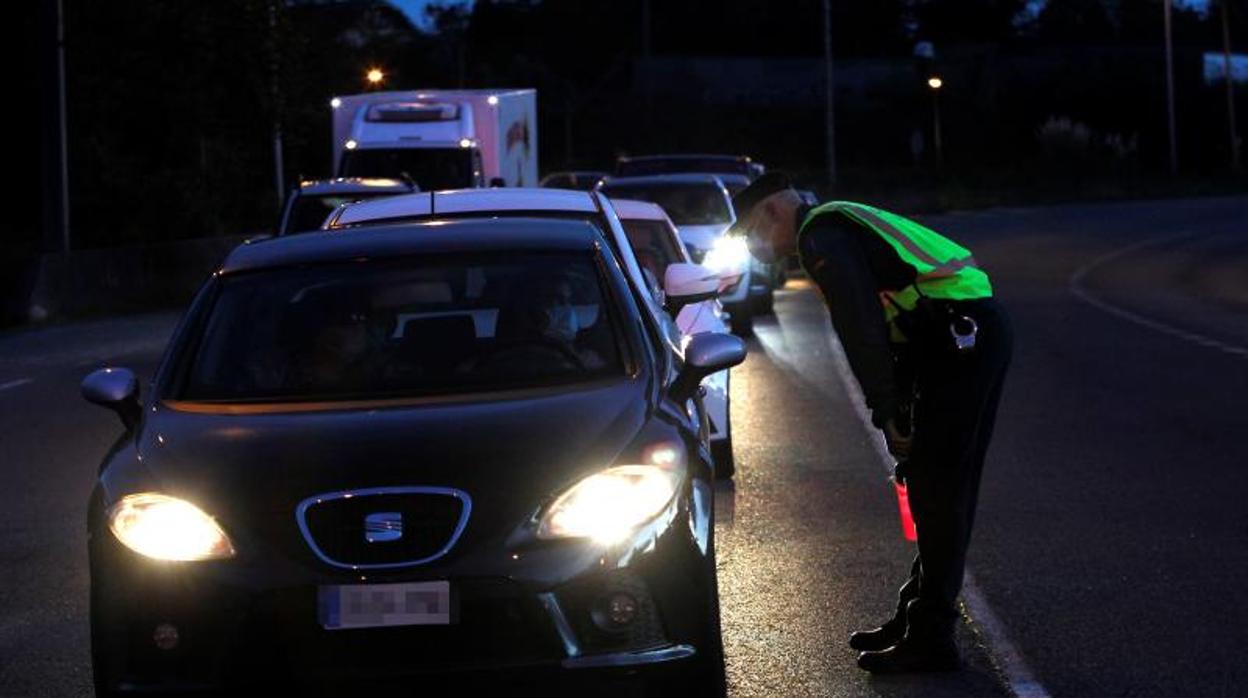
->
{"left": 318, "top": 581, "right": 452, "bottom": 630}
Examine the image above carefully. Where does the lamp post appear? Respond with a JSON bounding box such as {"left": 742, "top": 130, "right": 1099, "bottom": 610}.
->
{"left": 1163, "top": 0, "right": 1178, "bottom": 175}
{"left": 928, "top": 76, "right": 944, "bottom": 165}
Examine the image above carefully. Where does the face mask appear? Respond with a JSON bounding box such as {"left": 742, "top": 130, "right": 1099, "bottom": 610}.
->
{"left": 543, "top": 303, "right": 580, "bottom": 343}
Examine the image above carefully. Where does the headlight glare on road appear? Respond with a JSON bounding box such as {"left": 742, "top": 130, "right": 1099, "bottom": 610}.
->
{"left": 538, "top": 465, "right": 681, "bottom": 544}
{"left": 108, "top": 493, "right": 235, "bottom": 561}
{"left": 702, "top": 235, "right": 751, "bottom": 274}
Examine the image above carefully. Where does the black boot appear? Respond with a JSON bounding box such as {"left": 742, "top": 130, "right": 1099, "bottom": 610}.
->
{"left": 856, "top": 601, "right": 960, "bottom": 674}
{"left": 848, "top": 613, "right": 906, "bottom": 652}
{"left": 850, "top": 572, "right": 920, "bottom": 652}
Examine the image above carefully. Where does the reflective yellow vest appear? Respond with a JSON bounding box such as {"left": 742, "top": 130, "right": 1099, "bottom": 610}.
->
{"left": 799, "top": 201, "right": 993, "bottom": 340}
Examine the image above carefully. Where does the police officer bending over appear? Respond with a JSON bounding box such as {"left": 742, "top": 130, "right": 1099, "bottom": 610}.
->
{"left": 731, "top": 173, "right": 1012, "bottom": 673}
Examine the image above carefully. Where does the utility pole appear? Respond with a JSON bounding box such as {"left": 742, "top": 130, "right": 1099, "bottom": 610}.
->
{"left": 268, "top": 1, "right": 286, "bottom": 211}
{"left": 1163, "top": 0, "right": 1178, "bottom": 175}
{"left": 822, "top": 0, "right": 837, "bottom": 189}
{"left": 1221, "top": 0, "right": 1241, "bottom": 173}
{"left": 928, "top": 77, "right": 944, "bottom": 165}
{"left": 42, "top": 0, "right": 71, "bottom": 253}
{"left": 642, "top": 0, "right": 652, "bottom": 131}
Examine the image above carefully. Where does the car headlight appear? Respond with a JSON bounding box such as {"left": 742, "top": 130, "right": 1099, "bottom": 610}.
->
{"left": 538, "top": 459, "right": 683, "bottom": 544}
{"left": 107, "top": 493, "right": 235, "bottom": 561}
{"left": 701, "top": 235, "right": 751, "bottom": 274}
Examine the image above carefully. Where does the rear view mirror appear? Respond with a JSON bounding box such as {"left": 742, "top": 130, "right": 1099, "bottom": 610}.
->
{"left": 663, "top": 263, "right": 720, "bottom": 315}
{"left": 82, "top": 367, "right": 141, "bottom": 430}
{"left": 671, "top": 333, "right": 747, "bottom": 403}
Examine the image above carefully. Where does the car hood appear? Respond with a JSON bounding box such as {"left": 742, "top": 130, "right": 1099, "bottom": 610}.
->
{"left": 676, "top": 223, "right": 732, "bottom": 251}
{"left": 129, "top": 379, "right": 651, "bottom": 551}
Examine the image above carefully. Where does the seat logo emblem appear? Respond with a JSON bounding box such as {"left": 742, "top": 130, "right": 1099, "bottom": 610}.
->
{"left": 364, "top": 512, "right": 403, "bottom": 543}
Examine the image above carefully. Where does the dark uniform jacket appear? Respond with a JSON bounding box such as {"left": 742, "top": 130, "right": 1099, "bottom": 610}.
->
{"left": 796, "top": 205, "right": 917, "bottom": 429}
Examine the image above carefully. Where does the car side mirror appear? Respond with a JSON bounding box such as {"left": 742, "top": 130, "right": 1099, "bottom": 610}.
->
{"left": 663, "top": 263, "right": 721, "bottom": 315}
{"left": 81, "top": 367, "right": 141, "bottom": 430}
{"left": 671, "top": 333, "right": 747, "bottom": 403}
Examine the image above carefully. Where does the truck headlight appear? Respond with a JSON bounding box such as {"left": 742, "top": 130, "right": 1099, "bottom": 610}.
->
{"left": 702, "top": 236, "right": 750, "bottom": 273}
{"left": 538, "top": 464, "right": 682, "bottom": 544}
{"left": 108, "top": 493, "right": 235, "bottom": 561}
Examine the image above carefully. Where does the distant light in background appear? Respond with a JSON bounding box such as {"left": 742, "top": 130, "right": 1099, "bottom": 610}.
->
{"left": 330, "top": 97, "right": 342, "bottom": 109}
{"left": 366, "top": 68, "right": 385, "bottom": 85}
{"left": 345, "top": 139, "right": 358, "bottom": 150}
{"left": 928, "top": 77, "right": 943, "bottom": 90}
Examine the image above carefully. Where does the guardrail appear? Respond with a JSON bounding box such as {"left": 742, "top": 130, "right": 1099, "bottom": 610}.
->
{"left": 15, "top": 236, "right": 248, "bottom": 324}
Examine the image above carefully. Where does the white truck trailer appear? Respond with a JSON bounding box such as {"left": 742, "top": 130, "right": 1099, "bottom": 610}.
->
{"left": 330, "top": 89, "right": 538, "bottom": 191}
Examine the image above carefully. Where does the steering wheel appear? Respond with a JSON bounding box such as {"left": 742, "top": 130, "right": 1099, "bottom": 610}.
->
{"left": 476, "top": 338, "right": 587, "bottom": 371}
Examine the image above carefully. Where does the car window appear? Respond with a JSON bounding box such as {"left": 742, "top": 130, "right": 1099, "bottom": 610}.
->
{"left": 601, "top": 183, "right": 731, "bottom": 226}
{"left": 287, "top": 193, "right": 394, "bottom": 234}
{"left": 621, "top": 219, "right": 686, "bottom": 296}
{"left": 179, "top": 252, "right": 624, "bottom": 402}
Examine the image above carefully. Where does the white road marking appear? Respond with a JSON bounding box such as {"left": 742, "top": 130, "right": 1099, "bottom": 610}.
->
{"left": 0, "top": 378, "right": 33, "bottom": 392}
{"left": 1069, "top": 233, "right": 1248, "bottom": 359}
{"left": 813, "top": 312, "right": 1052, "bottom": 698}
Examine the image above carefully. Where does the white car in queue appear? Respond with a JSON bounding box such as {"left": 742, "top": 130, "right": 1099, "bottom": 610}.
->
{"left": 323, "top": 188, "right": 741, "bottom": 478}
{"left": 596, "top": 174, "right": 758, "bottom": 336}
{"left": 612, "top": 199, "right": 740, "bottom": 476}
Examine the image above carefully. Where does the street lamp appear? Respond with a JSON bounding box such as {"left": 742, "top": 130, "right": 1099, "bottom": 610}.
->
{"left": 928, "top": 76, "right": 944, "bottom": 165}
{"left": 366, "top": 68, "right": 385, "bottom": 86}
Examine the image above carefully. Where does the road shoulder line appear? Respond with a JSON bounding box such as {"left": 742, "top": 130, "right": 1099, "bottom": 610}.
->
{"left": 1069, "top": 232, "right": 1248, "bottom": 359}
{"left": 0, "top": 378, "right": 33, "bottom": 392}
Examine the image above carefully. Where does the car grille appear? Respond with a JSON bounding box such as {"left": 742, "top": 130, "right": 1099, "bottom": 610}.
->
{"left": 297, "top": 488, "right": 470, "bottom": 569}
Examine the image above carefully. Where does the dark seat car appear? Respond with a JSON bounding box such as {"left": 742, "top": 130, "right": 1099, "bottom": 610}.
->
{"left": 539, "top": 171, "right": 609, "bottom": 191}
{"left": 83, "top": 218, "right": 744, "bottom": 695}
{"left": 614, "top": 154, "right": 764, "bottom": 181}
{"left": 277, "top": 177, "right": 416, "bottom": 236}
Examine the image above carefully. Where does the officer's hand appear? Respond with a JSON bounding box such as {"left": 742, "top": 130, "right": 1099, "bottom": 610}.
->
{"left": 883, "top": 418, "right": 913, "bottom": 461}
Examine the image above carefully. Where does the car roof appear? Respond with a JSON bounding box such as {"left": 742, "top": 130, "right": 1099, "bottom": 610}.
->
{"left": 329, "top": 188, "right": 599, "bottom": 228}
{"left": 610, "top": 199, "right": 672, "bottom": 222}
{"left": 617, "top": 154, "right": 754, "bottom": 163}
{"left": 220, "top": 217, "right": 604, "bottom": 275}
{"left": 600, "top": 174, "right": 727, "bottom": 187}
{"left": 296, "top": 178, "right": 415, "bottom": 195}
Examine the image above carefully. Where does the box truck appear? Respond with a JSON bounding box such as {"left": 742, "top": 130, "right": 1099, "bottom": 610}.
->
{"left": 330, "top": 89, "right": 537, "bottom": 190}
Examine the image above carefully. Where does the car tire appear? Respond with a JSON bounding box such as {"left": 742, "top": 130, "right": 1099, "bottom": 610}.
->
{"left": 89, "top": 566, "right": 122, "bottom": 698}
{"left": 686, "top": 509, "right": 727, "bottom": 697}
{"left": 728, "top": 306, "right": 753, "bottom": 336}
{"left": 711, "top": 435, "right": 735, "bottom": 480}
{"left": 751, "top": 287, "right": 775, "bottom": 316}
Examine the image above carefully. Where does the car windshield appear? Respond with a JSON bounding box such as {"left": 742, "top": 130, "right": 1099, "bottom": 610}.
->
{"left": 601, "top": 183, "right": 732, "bottom": 226}
{"left": 340, "top": 148, "right": 474, "bottom": 190}
{"left": 179, "top": 252, "right": 624, "bottom": 402}
{"left": 286, "top": 193, "right": 396, "bottom": 234}
{"left": 621, "top": 219, "right": 685, "bottom": 296}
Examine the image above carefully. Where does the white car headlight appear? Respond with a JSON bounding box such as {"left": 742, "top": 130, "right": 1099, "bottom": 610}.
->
{"left": 702, "top": 236, "right": 751, "bottom": 274}
{"left": 108, "top": 493, "right": 235, "bottom": 561}
{"left": 538, "top": 463, "right": 683, "bottom": 544}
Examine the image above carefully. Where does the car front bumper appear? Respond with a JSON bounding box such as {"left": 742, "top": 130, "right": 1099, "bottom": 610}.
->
{"left": 89, "top": 482, "right": 716, "bottom": 692}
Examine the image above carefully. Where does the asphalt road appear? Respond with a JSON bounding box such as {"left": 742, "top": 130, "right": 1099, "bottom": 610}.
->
{"left": 0, "top": 195, "right": 1245, "bottom": 696}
